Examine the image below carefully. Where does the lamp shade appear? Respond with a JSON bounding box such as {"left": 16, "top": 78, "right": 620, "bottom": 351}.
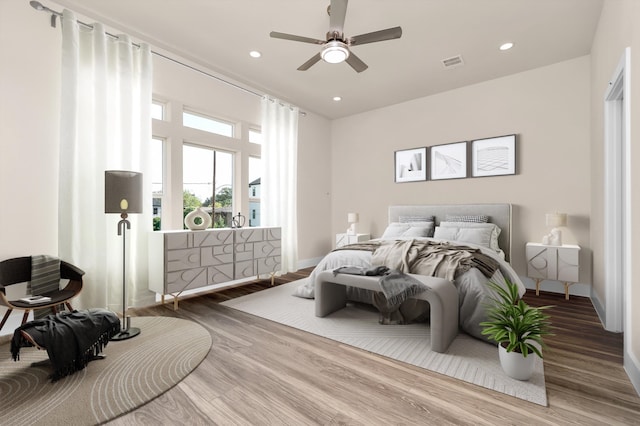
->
{"left": 545, "top": 213, "right": 567, "bottom": 228}
{"left": 347, "top": 213, "right": 359, "bottom": 224}
{"left": 105, "top": 170, "right": 143, "bottom": 214}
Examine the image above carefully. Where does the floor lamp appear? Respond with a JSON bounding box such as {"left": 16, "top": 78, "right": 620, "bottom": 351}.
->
{"left": 105, "top": 170, "right": 142, "bottom": 341}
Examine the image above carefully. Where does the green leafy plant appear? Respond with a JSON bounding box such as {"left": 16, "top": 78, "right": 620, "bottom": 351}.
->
{"left": 480, "top": 279, "right": 553, "bottom": 358}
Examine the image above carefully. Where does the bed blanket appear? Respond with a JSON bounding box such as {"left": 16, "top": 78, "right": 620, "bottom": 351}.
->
{"left": 371, "top": 240, "right": 499, "bottom": 281}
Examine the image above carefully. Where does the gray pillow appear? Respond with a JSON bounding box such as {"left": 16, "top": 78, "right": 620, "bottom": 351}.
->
{"left": 398, "top": 215, "right": 435, "bottom": 223}
{"left": 445, "top": 214, "right": 489, "bottom": 223}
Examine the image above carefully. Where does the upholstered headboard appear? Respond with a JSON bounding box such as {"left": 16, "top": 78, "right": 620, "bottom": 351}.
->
{"left": 388, "top": 204, "right": 513, "bottom": 262}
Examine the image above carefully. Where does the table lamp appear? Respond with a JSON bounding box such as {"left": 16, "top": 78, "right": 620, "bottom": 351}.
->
{"left": 347, "top": 213, "right": 359, "bottom": 235}
{"left": 544, "top": 212, "right": 567, "bottom": 246}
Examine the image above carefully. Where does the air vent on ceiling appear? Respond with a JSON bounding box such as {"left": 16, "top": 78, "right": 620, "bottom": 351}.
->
{"left": 441, "top": 55, "right": 464, "bottom": 69}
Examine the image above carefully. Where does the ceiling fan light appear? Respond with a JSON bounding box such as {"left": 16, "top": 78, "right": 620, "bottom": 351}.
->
{"left": 321, "top": 41, "right": 349, "bottom": 64}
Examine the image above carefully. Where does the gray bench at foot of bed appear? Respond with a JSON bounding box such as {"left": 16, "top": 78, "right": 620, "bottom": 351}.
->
{"left": 315, "top": 271, "right": 458, "bottom": 353}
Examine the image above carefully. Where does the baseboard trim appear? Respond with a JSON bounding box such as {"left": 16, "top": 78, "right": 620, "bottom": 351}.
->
{"left": 297, "top": 256, "right": 323, "bottom": 269}
{"left": 590, "top": 288, "right": 607, "bottom": 329}
{"left": 625, "top": 351, "right": 640, "bottom": 397}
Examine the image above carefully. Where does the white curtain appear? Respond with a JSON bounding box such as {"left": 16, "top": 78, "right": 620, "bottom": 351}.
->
{"left": 261, "top": 97, "right": 299, "bottom": 273}
{"left": 59, "top": 10, "right": 153, "bottom": 311}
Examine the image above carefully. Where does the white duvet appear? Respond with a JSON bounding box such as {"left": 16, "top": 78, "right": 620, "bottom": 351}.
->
{"left": 293, "top": 237, "right": 526, "bottom": 342}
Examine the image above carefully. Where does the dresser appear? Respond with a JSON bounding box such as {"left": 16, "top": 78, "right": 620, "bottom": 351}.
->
{"left": 149, "top": 227, "right": 281, "bottom": 308}
{"left": 525, "top": 242, "right": 580, "bottom": 300}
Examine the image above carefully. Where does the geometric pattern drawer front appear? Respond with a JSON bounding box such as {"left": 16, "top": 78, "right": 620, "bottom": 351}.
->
{"left": 257, "top": 256, "right": 281, "bottom": 274}
{"left": 265, "top": 227, "right": 281, "bottom": 241}
{"left": 165, "top": 233, "right": 190, "bottom": 250}
{"left": 207, "top": 264, "right": 234, "bottom": 284}
{"left": 235, "top": 228, "right": 265, "bottom": 244}
{"left": 235, "top": 243, "right": 255, "bottom": 262}
{"left": 254, "top": 240, "right": 281, "bottom": 259}
{"left": 167, "top": 248, "right": 201, "bottom": 272}
{"left": 166, "top": 267, "right": 207, "bottom": 293}
{"left": 526, "top": 245, "right": 551, "bottom": 279}
{"left": 195, "top": 229, "right": 233, "bottom": 247}
{"left": 200, "top": 244, "right": 234, "bottom": 266}
{"left": 235, "top": 260, "right": 255, "bottom": 278}
{"left": 557, "top": 247, "right": 579, "bottom": 282}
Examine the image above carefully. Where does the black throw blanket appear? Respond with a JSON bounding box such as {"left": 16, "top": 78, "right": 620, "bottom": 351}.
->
{"left": 11, "top": 308, "right": 121, "bottom": 382}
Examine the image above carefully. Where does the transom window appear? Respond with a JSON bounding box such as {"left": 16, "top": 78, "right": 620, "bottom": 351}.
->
{"left": 183, "top": 110, "right": 234, "bottom": 137}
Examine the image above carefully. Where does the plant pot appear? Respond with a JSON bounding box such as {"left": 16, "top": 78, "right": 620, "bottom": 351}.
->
{"left": 498, "top": 343, "right": 536, "bottom": 381}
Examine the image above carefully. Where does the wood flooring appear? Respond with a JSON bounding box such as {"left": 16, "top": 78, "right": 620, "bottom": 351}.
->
{"left": 107, "top": 268, "right": 640, "bottom": 425}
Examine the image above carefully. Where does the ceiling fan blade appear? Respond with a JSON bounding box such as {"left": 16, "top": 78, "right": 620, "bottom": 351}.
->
{"left": 349, "top": 26, "right": 402, "bottom": 46}
{"left": 270, "top": 31, "right": 326, "bottom": 45}
{"left": 329, "top": 0, "right": 348, "bottom": 34}
{"left": 345, "top": 52, "right": 368, "bottom": 73}
{"left": 297, "top": 53, "right": 322, "bottom": 71}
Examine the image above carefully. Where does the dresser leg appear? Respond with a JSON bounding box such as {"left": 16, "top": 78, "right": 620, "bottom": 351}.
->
{"left": 564, "top": 282, "right": 574, "bottom": 300}
{"left": 534, "top": 279, "right": 542, "bottom": 296}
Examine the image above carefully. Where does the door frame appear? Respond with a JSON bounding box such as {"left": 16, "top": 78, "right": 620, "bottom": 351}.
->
{"left": 603, "top": 47, "right": 631, "bottom": 333}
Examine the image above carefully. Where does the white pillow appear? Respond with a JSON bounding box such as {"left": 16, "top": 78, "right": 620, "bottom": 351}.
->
{"left": 380, "top": 222, "right": 434, "bottom": 239}
{"left": 436, "top": 222, "right": 502, "bottom": 252}
{"left": 456, "top": 227, "right": 493, "bottom": 248}
{"left": 432, "top": 226, "right": 458, "bottom": 241}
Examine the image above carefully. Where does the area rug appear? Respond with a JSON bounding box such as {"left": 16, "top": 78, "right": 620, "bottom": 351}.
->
{"left": 222, "top": 279, "right": 548, "bottom": 406}
{"left": 0, "top": 316, "right": 212, "bottom": 425}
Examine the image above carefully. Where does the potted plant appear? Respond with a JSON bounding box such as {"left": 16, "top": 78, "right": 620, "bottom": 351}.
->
{"left": 480, "top": 279, "right": 553, "bottom": 381}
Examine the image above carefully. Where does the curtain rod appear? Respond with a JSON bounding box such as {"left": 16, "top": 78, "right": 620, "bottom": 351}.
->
{"left": 29, "top": 1, "right": 306, "bottom": 115}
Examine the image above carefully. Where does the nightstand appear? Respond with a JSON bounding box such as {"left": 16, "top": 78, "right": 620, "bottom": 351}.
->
{"left": 526, "top": 242, "right": 580, "bottom": 300}
{"left": 335, "top": 233, "right": 370, "bottom": 248}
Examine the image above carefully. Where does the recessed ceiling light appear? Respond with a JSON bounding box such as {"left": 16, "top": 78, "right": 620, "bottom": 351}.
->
{"left": 249, "top": 50, "right": 262, "bottom": 58}
{"left": 499, "top": 42, "right": 514, "bottom": 51}
{"left": 333, "top": 96, "right": 342, "bottom": 102}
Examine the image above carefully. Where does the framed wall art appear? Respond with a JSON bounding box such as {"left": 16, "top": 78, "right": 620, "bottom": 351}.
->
{"left": 394, "top": 147, "right": 427, "bottom": 183}
{"left": 429, "top": 141, "right": 468, "bottom": 180}
{"left": 471, "top": 134, "right": 516, "bottom": 177}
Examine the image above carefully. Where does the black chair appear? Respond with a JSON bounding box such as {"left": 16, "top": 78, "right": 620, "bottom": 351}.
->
{"left": 0, "top": 256, "right": 84, "bottom": 331}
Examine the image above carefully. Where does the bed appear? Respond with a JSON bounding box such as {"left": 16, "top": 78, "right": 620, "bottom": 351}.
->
{"left": 293, "top": 203, "right": 525, "bottom": 342}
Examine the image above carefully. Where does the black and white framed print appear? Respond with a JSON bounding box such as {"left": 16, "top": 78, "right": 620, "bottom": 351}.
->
{"left": 429, "top": 141, "right": 468, "bottom": 180}
{"left": 395, "top": 147, "right": 427, "bottom": 183}
{"left": 471, "top": 134, "right": 516, "bottom": 177}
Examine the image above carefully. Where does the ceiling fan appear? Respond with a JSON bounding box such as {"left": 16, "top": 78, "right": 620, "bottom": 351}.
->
{"left": 269, "top": 0, "right": 402, "bottom": 73}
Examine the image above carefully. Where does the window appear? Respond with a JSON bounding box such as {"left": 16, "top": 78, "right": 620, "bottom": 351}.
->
{"left": 151, "top": 101, "right": 165, "bottom": 121}
{"left": 248, "top": 156, "right": 261, "bottom": 227}
{"left": 152, "top": 97, "right": 260, "bottom": 232}
{"left": 183, "top": 110, "right": 233, "bottom": 137}
{"left": 249, "top": 129, "right": 262, "bottom": 144}
{"left": 183, "top": 144, "right": 234, "bottom": 228}
{"left": 151, "top": 137, "right": 164, "bottom": 230}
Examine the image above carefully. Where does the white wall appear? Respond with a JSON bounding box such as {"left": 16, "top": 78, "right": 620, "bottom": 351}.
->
{"left": 331, "top": 56, "right": 592, "bottom": 286}
{"left": 0, "top": 0, "right": 61, "bottom": 259}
